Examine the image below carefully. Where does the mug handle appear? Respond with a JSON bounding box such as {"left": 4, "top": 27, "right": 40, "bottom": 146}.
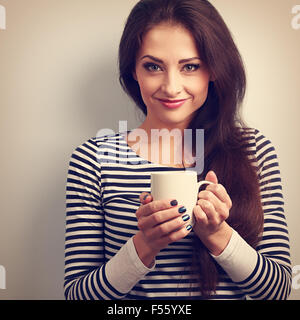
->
{"left": 197, "top": 180, "right": 213, "bottom": 190}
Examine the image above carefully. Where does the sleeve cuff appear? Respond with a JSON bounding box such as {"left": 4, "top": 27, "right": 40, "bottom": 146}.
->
{"left": 105, "top": 236, "right": 155, "bottom": 294}
{"left": 210, "top": 229, "right": 258, "bottom": 283}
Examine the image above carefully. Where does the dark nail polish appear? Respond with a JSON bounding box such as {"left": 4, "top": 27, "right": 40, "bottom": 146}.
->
{"left": 182, "top": 214, "right": 190, "bottom": 222}
{"left": 186, "top": 225, "right": 192, "bottom": 231}
{"left": 143, "top": 194, "right": 149, "bottom": 201}
{"left": 178, "top": 206, "right": 186, "bottom": 214}
{"left": 170, "top": 199, "right": 178, "bottom": 206}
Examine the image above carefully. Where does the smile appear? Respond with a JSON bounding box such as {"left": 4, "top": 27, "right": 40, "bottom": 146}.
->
{"left": 158, "top": 99, "right": 187, "bottom": 109}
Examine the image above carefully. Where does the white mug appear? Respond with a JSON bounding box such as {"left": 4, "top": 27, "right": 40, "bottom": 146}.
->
{"left": 151, "top": 171, "right": 213, "bottom": 227}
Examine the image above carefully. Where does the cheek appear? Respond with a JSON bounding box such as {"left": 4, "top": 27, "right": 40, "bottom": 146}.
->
{"left": 189, "top": 80, "right": 210, "bottom": 102}
{"left": 138, "top": 77, "right": 160, "bottom": 99}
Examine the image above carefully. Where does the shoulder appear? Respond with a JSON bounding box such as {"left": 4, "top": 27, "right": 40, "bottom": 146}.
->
{"left": 71, "top": 132, "right": 125, "bottom": 154}
{"left": 69, "top": 132, "right": 127, "bottom": 166}
{"left": 240, "top": 127, "right": 274, "bottom": 151}
{"left": 239, "top": 127, "right": 280, "bottom": 176}
{"left": 93, "top": 131, "right": 126, "bottom": 147}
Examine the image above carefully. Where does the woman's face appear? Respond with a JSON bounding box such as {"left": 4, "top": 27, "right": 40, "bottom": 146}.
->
{"left": 134, "top": 22, "right": 211, "bottom": 131}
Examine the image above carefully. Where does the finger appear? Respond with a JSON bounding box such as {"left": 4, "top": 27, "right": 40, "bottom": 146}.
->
{"left": 139, "top": 205, "right": 186, "bottom": 230}
{"left": 205, "top": 183, "right": 232, "bottom": 209}
{"left": 140, "top": 198, "right": 179, "bottom": 217}
{"left": 193, "top": 205, "right": 209, "bottom": 226}
{"left": 203, "top": 171, "right": 231, "bottom": 207}
{"left": 146, "top": 214, "right": 191, "bottom": 239}
{"left": 158, "top": 223, "right": 193, "bottom": 246}
{"left": 136, "top": 198, "right": 178, "bottom": 220}
{"left": 197, "top": 189, "right": 229, "bottom": 217}
{"left": 197, "top": 199, "right": 221, "bottom": 225}
{"left": 205, "top": 170, "right": 218, "bottom": 184}
{"left": 139, "top": 192, "right": 153, "bottom": 204}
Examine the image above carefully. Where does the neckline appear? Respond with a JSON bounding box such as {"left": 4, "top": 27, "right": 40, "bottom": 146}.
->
{"left": 118, "top": 131, "right": 193, "bottom": 170}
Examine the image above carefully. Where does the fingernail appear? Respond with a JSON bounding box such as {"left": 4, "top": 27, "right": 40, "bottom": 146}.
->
{"left": 143, "top": 194, "right": 149, "bottom": 201}
{"left": 186, "top": 225, "right": 192, "bottom": 231}
{"left": 182, "top": 214, "right": 190, "bottom": 222}
{"left": 178, "top": 206, "right": 186, "bottom": 214}
{"left": 170, "top": 199, "right": 178, "bottom": 206}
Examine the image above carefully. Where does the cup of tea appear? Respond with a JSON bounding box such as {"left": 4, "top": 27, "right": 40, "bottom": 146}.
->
{"left": 151, "top": 171, "right": 213, "bottom": 226}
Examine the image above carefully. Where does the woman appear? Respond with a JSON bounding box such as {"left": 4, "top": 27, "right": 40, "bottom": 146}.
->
{"left": 64, "top": 0, "right": 291, "bottom": 299}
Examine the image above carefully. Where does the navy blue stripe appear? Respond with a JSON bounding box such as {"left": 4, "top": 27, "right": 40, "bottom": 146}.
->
{"left": 261, "top": 234, "right": 289, "bottom": 242}
{"left": 104, "top": 225, "right": 135, "bottom": 238}
{"left": 256, "top": 242, "right": 290, "bottom": 251}
{"left": 263, "top": 226, "right": 289, "bottom": 234}
{"left": 102, "top": 182, "right": 149, "bottom": 188}
{"left": 65, "top": 234, "right": 103, "bottom": 241}
{"left": 263, "top": 207, "right": 284, "bottom": 214}
{"left": 102, "top": 173, "right": 150, "bottom": 179}
{"left": 261, "top": 192, "right": 283, "bottom": 199}
{"left": 105, "top": 219, "right": 139, "bottom": 231}
{"left": 264, "top": 218, "right": 287, "bottom": 227}
{"left": 66, "top": 218, "right": 102, "bottom": 225}
{"left": 66, "top": 226, "right": 102, "bottom": 233}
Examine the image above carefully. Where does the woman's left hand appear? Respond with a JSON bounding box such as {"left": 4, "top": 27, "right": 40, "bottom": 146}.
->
{"left": 193, "top": 171, "right": 233, "bottom": 254}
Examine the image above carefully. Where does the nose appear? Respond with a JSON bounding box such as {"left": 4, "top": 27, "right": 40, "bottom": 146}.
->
{"left": 160, "top": 70, "right": 182, "bottom": 97}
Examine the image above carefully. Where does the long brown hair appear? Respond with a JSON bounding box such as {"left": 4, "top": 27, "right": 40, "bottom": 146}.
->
{"left": 118, "top": 0, "right": 264, "bottom": 297}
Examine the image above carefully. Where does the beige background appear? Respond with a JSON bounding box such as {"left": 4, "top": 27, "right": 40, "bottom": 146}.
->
{"left": 0, "top": 0, "right": 299, "bottom": 299}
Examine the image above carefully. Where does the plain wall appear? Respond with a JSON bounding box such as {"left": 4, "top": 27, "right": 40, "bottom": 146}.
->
{"left": 0, "top": 0, "right": 299, "bottom": 299}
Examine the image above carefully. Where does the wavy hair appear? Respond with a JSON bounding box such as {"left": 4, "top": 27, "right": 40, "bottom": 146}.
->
{"left": 118, "top": 0, "right": 264, "bottom": 297}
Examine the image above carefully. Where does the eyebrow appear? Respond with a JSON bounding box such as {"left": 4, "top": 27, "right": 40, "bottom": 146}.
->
{"left": 140, "top": 55, "right": 202, "bottom": 64}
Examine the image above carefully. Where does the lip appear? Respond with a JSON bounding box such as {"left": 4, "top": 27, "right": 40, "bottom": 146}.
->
{"left": 158, "top": 98, "right": 187, "bottom": 109}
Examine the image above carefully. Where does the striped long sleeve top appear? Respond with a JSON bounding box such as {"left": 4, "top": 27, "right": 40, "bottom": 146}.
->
{"left": 64, "top": 128, "right": 292, "bottom": 300}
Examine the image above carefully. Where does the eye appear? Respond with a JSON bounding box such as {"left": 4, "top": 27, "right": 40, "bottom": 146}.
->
{"left": 183, "top": 64, "right": 201, "bottom": 72}
{"left": 143, "top": 62, "right": 162, "bottom": 72}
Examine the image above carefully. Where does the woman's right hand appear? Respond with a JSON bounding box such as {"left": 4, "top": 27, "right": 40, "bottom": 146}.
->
{"left": 133, "top": 192, "right": 192, "bottom": 267}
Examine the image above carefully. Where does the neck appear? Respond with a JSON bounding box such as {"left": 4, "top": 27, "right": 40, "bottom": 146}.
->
{"left": 126, "top": 125, "right": 195, "bottom": 168}
{"left": 138, "top": 117, "right": 187, "bottom": 136}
